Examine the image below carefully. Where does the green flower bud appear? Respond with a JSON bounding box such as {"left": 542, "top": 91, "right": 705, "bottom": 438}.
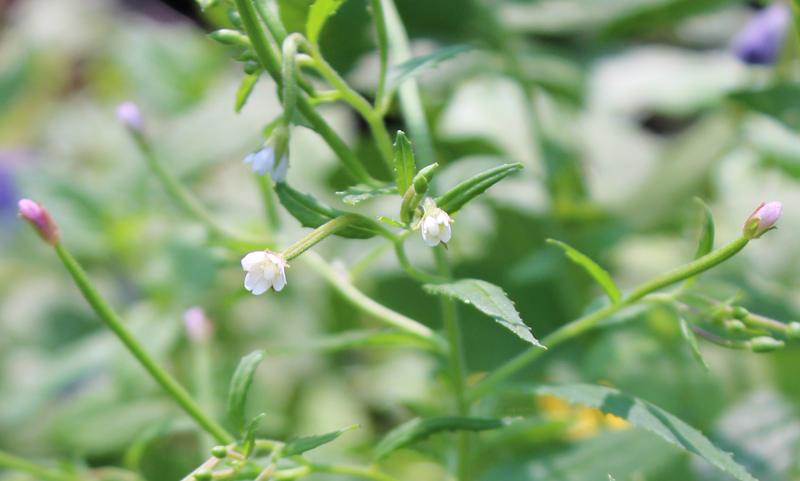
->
{"left": 750, "top": 336, "right": 785, "bottom": 353}
{"left": 243, "top": 62, "right": 260, "bottom": 75}
{"left": 208, "top": 29, "right": 251, "bottom": 47}
{"left": 731, "top": 306, "right": 749, "bottom": 320}
{"left": 211, "top": 446, "right": 228, "bottom": 459}
{"left": 726, "top": 319, "right": 746, "bottom": 333}
{"left": 194, "top": 469, "right": 213, "bottom": 481}
{"left": 787, "top": 322, "right": 800, "bottom": 341}
{"left": 413, "top": 175, "right": 428, "bottom": 195}
{"left": 227, "top": 9, "right": 243, "bottom": 29}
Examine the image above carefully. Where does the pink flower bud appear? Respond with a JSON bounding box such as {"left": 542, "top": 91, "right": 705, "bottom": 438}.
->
{"left": 18, "top": 199, "right": 60, "bottom": 245}
{"left": 115, "top": 102, "right": 144, "bottom": 132}
{"left": 183, "top": 307, "right": 214, "bottom": 343}
{"left": 743, "top": 201, "right": 782, "bottom": 239}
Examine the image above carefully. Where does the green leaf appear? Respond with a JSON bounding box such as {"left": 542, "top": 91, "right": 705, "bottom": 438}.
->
{"left": 242, "top": 413, "right": 265, "bottom": 457}
{"left": 386, "top": 45, "right": 475, "bottom": 93}
{"left": 375, "top": 417, "right": 508, "bottom": 460}
{"left": 424, "top": 279, "right": 543, "bottom": 347}
{"left": 436, "top": 163, "right": 523, "bottom": 215}
{"left": 335, "top": 184, "right": 397, "bottom": 205}
{"left": 235, "top": 72, "right": 261, "bottom": 113}
{"left": 227, "top": 350, "right": 265, "bottom": 433}
{"left": 281, "top": 425, "right": 359, "bottom": 457}
{"left": 683, "top": 198, "right": 715, "bottom": 288}
{"left": 546, "top": 239, "right": 621, "bottom": 303}
{"left": 377, "top": 216, "right": 408, "bottom": 228}
{"left": 679, "top": 317, "right": 709, "bottom": 371}
{"left": 272, "top": 329, "right": 438, "bottom": 353}
{"left": 393, "top": 131, "right": 416, "bottom": 194}
{"left": 306, "top": 0, "right": 348, "bottom": 45}
{"left": 729, "top": 83, "right": 800, "bottom": 130}
{"left": 515, "top": 383, "right": 757, "bottom": 481}
{"left": 275, "top": 183, "right": 379, "bottom": 238}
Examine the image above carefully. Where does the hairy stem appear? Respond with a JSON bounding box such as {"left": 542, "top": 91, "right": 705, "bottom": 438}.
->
{"left": 53, "top": 243, "right": 235, "bottom": 445}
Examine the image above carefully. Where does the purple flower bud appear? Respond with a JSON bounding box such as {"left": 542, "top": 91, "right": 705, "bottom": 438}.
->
{"left": 18, "top": 198, "right": 60, "bottom": 245}
{"left": 743, "top": 200, "right": 782, "bottom": 238}
{"left": 732, "top": 3, "right": 791, "bottom": 65}
{"left": 183, "top": 307, "right": 214, "bottom": 343}
{"left": 115, "top": 102, "right": 145, "bottom": 132}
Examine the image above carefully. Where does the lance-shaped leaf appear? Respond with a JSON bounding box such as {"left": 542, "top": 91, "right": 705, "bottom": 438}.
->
{"left": 336, "top": 184, "right": 397, "bottom": 205}
{"left": 436, "top": 163, "right": 523, "bottom": 215}
{"left": 228, "top": 350, "right": 265, "bottom": 433}
{"left": 282, "top": 425, "right": 359, "bottom": 457}
{"left": 235, "top": 72, "right": 261, "bottom": 113}
{"left": 512, "top": 383, "right": 757, "bottom": 481}
{"left": 375, "top": 417, "right": 509, "bottom": 460}
{"left": 306, "top": 0, "right": 348, "bottom": 45}
{"left": 394, "top": 131, "right": 416, "bottom": 195}
{"left": 386, "top": 45, "right": 475, "bottom": 93}
{"left": 424, "top": 279, "right": 543, "bottom": 347}
{"left": 679, "top": 317, "right": 709, "bottom": 371}
{"left": 683, "top": 198, "right": 715, "bottom": 289}
{"left": 242, "top": 413, "right": 266, "bottom": 457}
{"left": 546, "top": 239, "right": 621, "bottom": 303}
{"left": 275, "top": 183, "right": 379, "bottom": 239}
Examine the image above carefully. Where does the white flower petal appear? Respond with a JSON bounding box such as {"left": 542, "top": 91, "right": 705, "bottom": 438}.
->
{"left": 423, "top": 231, "right": 441, "bottom": 246}
{"left": 437, "top": 212, "right": 451, "bottom": 225}
{"left": 241, "top": 251, "right": 266, "bottom": 270}
{"left": 439, "top": 222, "right": 452, "bottom": 243}
{"left": 272, "top": 271, "right": 287, "bottom": 291}
{"left": 424, "top": 215, "right": 440, "bottom": 236}
{"left": 244, "top": 269, "right": 263, "bottom": 290}
{"left": 272, "top": 154, "right": 289, "bottom": 183}
{"left": 251, "top": 277, "right": 271, "bottom": 295}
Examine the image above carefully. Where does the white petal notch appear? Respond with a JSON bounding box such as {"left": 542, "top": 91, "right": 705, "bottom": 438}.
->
{"left": 241, "top": 250, "right": 289, "bottom": 295}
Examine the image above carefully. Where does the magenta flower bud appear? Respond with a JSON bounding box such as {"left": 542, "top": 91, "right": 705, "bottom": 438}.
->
{"left": 732, "top": 3, "right": 791, "bottom": 65}
{"left": 183, "top": 307, "right": 214, "bottom": 343}
{"left": 18, "top": 199, "right": 60, "bottom": 245}
{"left": 743, "top": 201, "right": 782, "bottom": 239}
{"left": 115, "top": 102, "right": 144, "bottom": 132}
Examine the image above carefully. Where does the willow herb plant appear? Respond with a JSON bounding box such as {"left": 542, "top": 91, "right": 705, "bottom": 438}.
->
{"left": 4, "top": 1, "right": 800, "bottom": 481}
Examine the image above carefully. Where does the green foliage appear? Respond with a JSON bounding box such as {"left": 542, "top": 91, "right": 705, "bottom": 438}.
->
{"left": 228, "top": 351, "right": 265, "bottom": 434}
{"left": 546, "top": 239, "right": 621, "bottom": 303}
{"left": 436, "top": 163, "right": 523, "bottom": 215}
{"left": 375, "top": 417, "right": 508, "bottom": 460}
{"left": 393, "top": 131, "right": 416, "bottom": 195}
{"left": 679, "top": 317, "right": 709, "bottom": 371}
{"left": 275, "top": 183, "right": 380, "bottom": 238}
{"left": 424, "top": 279, "right": 543, "bottom": 347}
{"left": 386, "top": 45, "right": 475, "bottom": 92}
{"left": 306, "top": 0, "right": 349, "bottom": 45}
{"left": 235, "top": 72, "right": 261, "bottom": 112}
{"left": 282, "top": 425, "right": 359, "bottom": 457}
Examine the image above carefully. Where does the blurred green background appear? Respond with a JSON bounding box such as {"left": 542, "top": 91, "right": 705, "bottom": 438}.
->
{"left": 3, "top": 0, "right": 800, "bottom": 480}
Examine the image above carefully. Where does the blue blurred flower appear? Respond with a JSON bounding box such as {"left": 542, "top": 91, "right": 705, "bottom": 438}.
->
{"left": 732, "top": 2, "right": 791, "bottom": 65}
{"left": 244, "top": 125, "right": 289, "bottom": 182}
{"left": 0, "top": 164, "right": 16, "bottom": 215}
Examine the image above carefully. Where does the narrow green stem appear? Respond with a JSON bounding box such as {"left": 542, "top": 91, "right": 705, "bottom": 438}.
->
{"left": 309, "top": 47, "right": 395, "bottom": 168}
{"left": 301, "top": 250, "right": 446, "bottom": 351}
{"left": 254, "top": 0, "right": 287, "bottom": 45}
{"left": 469, "top": 235, "right": 751, "bottom": 402}
{"left": 192, "top": 339, "right": 217, "bottom": 454}
{"left": 368, "top": 0, "right": 389, "bottom": 114}
{"left": 256, "top": 176, "right": 281, "bottom": 232}
{"left": 380, "top": 0, "right": 434, "bottom": 167}
{"left": 53, "top": 243, "right": 235, "bottom": 445}
{"left": 282, "top": 214, "right": 395, "bottom": 261}
{"left": 234, "top": 0, "right": 374, "bottom": 185}
{"left": 743, "top": 312, "right": 788, "bottom": 333}
{"left": 433, "top": 247, "right": 470, "bottom": 481}
{"left": 349, "top": 240, "right": 393, "bottom": 280}
{"left": 394, "top": 241, "right": 447, "bottom": 284}
{"left": 132, "top": 134, "right": 254, "bottom": 242}
{"left": 0, "top": 450, "right": 86, "bottom": 481}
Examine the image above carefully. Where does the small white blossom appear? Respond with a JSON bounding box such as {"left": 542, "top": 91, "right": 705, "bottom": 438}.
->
{"left": 419, "top": 199, "right": 453, "bottom": 247}
{"left": 241, "top": 250, "right": 288, "bottom": 294}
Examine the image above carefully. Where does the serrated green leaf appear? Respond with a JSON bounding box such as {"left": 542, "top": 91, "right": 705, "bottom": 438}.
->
{"left": 274, "top": 183, "right": 379, "bottom": 239}
{"left": 281, "top": 425, "right": 359, "bottom": 457}
{"left": 375, "top": 417, "right": 508, "bottom": 460}
{"left": 679, "top": 317, "right": 709, "bottom": 371}
{"left": 424, "top": 279, "right": 543, "bottom": 347}
{"left": 684, "top": 198, "right": 715, "bottom": 288}
{"left": 335, "top": 184, "right": 397, "bottom": 205}
{"left": 436, "top": 163, "right": 523, "bottom": 215}
{"left": 393, "top": 131, "right": 416, "bottom": 194}
{"left": 235, "top": 72, "right": 261, "bottom": 113}
{"left": 513, "top": 383, "right": 757, "bottom": 481}
{"left": 306, "top": 0, "right": 348, "bottom": 45}
{"left": 546, "top": 239, "right": 621, "bottom": 303}
{"left": 386, "top": 45, "right": 475, "bottom": 93}
{"left": 242, "top": 413, "right": 265, "bottom": 457}
{"left": 228, "top": 351, "right": 265, "bottom": 433}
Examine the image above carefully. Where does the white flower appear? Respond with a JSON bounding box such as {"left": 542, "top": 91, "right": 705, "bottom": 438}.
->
{"left": 241, "top": 250, "right": 288, "bottom": 294}
{"left": 421, "top": 210, "right": 453, "bottom": 247}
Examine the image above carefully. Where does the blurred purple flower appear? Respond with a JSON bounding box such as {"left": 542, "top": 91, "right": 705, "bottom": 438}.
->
{"left": 115, "top": 102, "right": 145, "bottom": 132}
{"left": 0, "top": 164, "right": 16, "bottom": 215}
{"left": 732, "top": 2, "right": 791, "bottom": 65}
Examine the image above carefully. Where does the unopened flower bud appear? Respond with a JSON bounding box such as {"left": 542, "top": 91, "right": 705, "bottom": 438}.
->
{"left": 211, "top": 446, "right": 228, "bottom": 458}
{"left": 413, "top": 175, "right": 428, "bottom": 195}
{"left": 750, "top": 336, "right": 784, "bottom": 353}
{"left": 18, "top": 199, "right": 60, "bottom": 245}
{"left": 726, "top": 319, "right": 746, "bottom": 333}
{"left": 183, "top": 307, "right": 214, "bottom": 343}
{"left": 787, "top": 322, "right": 800, "bottom": 341}
{"left": 208, "top": 29, "right": 251, "bottom": 46}
{"left": 731, "top": 306, "right": 749, "bottom": 320}
{"left": 732, "top": 2, "right": 791, "bottom": 65}
{"left": 193, "top": 468, "right": 213, "bottom": 481}
{"left": 115, "top": 102, "right": 144, "bottom": 133}
{"left": 743, "top": 201, "right": 782, "bottom": 239}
